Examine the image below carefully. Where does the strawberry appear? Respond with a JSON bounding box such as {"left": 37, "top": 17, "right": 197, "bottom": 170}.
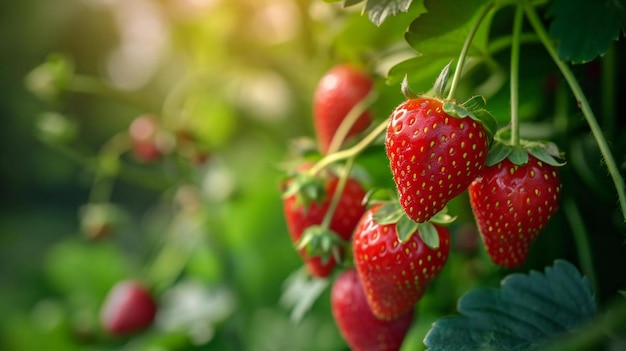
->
{"left": 331, "top": 269, "right": 414, "bottom": 351}
{"left": 313, "top": 64, "right": 373, "bottom": 154}
{"left": 385, "top": 96, "right": 489, "bottom": 223}
{"left": 469, "top": 151, "right": 562, "bottom": 268}
{"left": 100, "top": 280, "right": 157, "bottom": 335}
{"left": 353, "top": 202, "right": 451, "bottom": 320}
{"left": 129, "top": 115, "right": 170, "bottom": 162}
{"left": 282, "top": 166, "right": 367, "bottom": 277}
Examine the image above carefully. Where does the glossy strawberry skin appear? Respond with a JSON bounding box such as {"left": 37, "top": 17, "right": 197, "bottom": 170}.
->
{"left": 332, "top": 269, "right": 414, "bottom": 351}
{"left": 283, "top": 174, "right": 367, "bottom": 277}
{"left": 385, "top": 97, "right": 488, "bottom": 223}
{"left": 468, "top": 155, "right": 562, "bottom": 268}
{"left": 314, "top": 64, "right": 373, "bottom": 154}
{"left": 353, "top": 205, "right": 450, "bottom": 321}
{"left": 100, "top": 280, "right": 157, "bottom": 335}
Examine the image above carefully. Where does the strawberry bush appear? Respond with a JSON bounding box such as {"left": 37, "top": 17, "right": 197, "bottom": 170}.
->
{"left": 3, "top": 0, "right": 626, "bottom": 350}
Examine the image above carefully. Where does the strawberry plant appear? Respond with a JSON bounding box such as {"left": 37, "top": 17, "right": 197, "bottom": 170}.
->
{"left": 5, "top": 0, "right": 626, "bottom": 350}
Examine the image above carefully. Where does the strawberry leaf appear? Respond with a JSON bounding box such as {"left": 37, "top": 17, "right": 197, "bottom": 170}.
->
{"left": 401, "top": 74, "right": 420, "bottom": 99}
{"left": 336, "top": 0, "right": 417, "bottom": 26}
{"left": 280, "top": 267, "right": 330, "bottom": 323}
{"left": 417, "top": 222, "right": 440, "bottom": 249}
{"left": 462, "top": 95, "right": 486, "bottom": 111}
{"left": 405, "top": 0, "right": 491, "bottom": 55}
{"left": 396, "top": 215, "right": 419, "bottom": 243}
{"left": 373, "top": 202, "right": 405, "bottom": 224}
{"left": 433, "top": 61, "right": 453, "bottom": 98}
{"left": 429, "top": 208, "right": 456, "bottom": 226}
{"left": 528, "top": 144, "right": 567, "bottom": 167}
{"left": 508, "top": 147, "right": 529, "bottom": 165}
{"left": 297, "top": 226, "right": 344, "bottom": 263}
{"left": 486, "top": 142, "right": 513, "bottom": 167}
{"left": 442, "top": 102, "right": 479, "bottom": 121}
{"left": 364, "top": 0, "right": 415, "bottom": 26}
{"left": 387, "top": 54, "right": 455, "bottom": 89}
{"left": 547, "top": 0, "right": 626, "bottom": 64}
{"left": 476, "top": 111, "right": 497, "bottom": 144}
{"left": 424, "top": 260, "right": 597, "bottom": 350}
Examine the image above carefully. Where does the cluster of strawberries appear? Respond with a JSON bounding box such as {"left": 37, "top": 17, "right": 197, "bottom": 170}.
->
{"left": 282, "top": 64, "right": 562, "bottom": 350}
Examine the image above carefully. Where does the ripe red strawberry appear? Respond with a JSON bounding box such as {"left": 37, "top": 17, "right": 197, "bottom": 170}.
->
{"left": 332, "top": 269, "right": 414, "bottom": 351}
{"left": 385, "top": 97, "right": 489, "bottom": 223}
{"left": 100, "top": 280, "right": 157, "bottom": 335}
{"left": 469, "top": 153, "right": 562, "bottom": 268}
{"left": 283, "top": 167, "right": 367, "bottom": 277}
{"left": 313, "top": 64, "right": 373, "bottom": 154}
{"left": 353, "top": 203, "right": 450, "bottom": 320}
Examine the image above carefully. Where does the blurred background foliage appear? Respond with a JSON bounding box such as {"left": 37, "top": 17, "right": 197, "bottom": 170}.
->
{"left": 1, "top": 0, "right": 625, "bottom": 350}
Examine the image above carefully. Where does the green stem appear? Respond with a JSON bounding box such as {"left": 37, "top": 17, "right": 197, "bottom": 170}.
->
{"left": 524, "top": 3, "right": 626, "bottom": 223}
{"left": 68, "top": 75, "right": 158, "bottom": 112}
{"left": 487, "top": 33, "right": 540, "bottom": 55}
{"left": 310, "top": 118, "right": 388, "bottom": 176}
{"left": 326, "top": 91, "right": 378, "bottom": 155}
{"left": 321, "top": 157, "right": 355, "bottom": 229}
{"left": 509, "top": 5, "right": 523, "bottom": 147}
{"left": 446, "top": 1, "right": 495, "bottom": 101}
{"left": 563, "top": 197, "right": 597, "bottom": 292}
{"left": 88, "top": 132, "right": 130, "bottom": 204}
{"left": 601, "top": 45, "right": 616, "bottom": 141}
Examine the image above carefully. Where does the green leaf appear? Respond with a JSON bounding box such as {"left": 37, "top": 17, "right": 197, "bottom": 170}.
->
{"left": 547, "top": 0, "right": 626, "bottom": 64}
{"left": 296, "top": 226, "right": 344, "bottom": 262}
{"left": 433, "top": 60, "right": 453, "bottom": 98}
{"left": 462, "top": 95, "right": 486, "bottom": 111}
{"left": 417, "top": 222, "right": 439, "bottom": 249}
{"left": 396, "top": 214, "right": 419, "bottom": 243}
{"left": 387, "top": 54, "right": 455, "bottom": 91}
{"left": 486, "top": 142, "right": 513, "bottom": 166}
{"left": 528, "top": 144, "right": 567, "bottom": 167}
{"left": 343, "top": 0, "right": 364, "bottom": 6}
{"left": 424, "top": 260, "right": 597, "bottom": 350}
{"left": 405, "top": 0, "right": 492, "bottom": 55}
{"left": 280, "top": 268, "right": 330, "bottom": 323}
{"left": 508, "top": 147, "right": 529, "bottom": 165}
{"left": 364, "top": 0, "right": 415, "bottom": 26}
{"left": 429, "top": 208, "right": 456, "bottom": 226}
{"left": 474, "top": 109, "right": 498, "bottom": 143}
{"left": 373, "top": 202, "right": 405, "bottom": 224}
{"left": 442, "top": 102, "right": 477, "bottom": 121}
{"left": 401, "top": 74, "right": 420, "bottom": 99}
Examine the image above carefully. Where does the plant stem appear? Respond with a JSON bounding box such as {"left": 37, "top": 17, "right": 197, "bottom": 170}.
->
{"left": 327, "top": 91, "right": 378, "bottom": 155}
{"left": 524, "top": 3, "right": 626, "bottom": 223}
{"left": 563, "top": 197, "right": 597, "bottom": 293}
{"left": 509, "top": 5, "right": 523, "bottom": 147}
{"left": 310, "top": 118, "right": 388, "bottom": 176}
{"left": 446, "top": 2, "right": 495, "bottom": 101}
{"left": 601, "top": 45, "right": 616, "bottom": 141}
{"left": 321, "top": 157, "right": 355, "bottom": 229}
{"left": 69, "top": 75, "right": 158, "bottom": 112}
{"left": 88, "top": 132, "right": 129, "bottom": 204}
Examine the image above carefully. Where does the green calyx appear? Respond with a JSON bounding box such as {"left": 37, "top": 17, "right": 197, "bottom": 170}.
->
{"left": 296, "top": 225, "right": 345, "bottom": 264}
{"left": 403, "top": 63, "right": 498, "bottom": 144}
{"left": 486, "top": 128, "right": 566, "bottom": 167}
{"left": 372, "top": 199, "right": 456, "bottom": 250}
{"left": 282, "top": 172, "right": 326, "bottom": 212}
